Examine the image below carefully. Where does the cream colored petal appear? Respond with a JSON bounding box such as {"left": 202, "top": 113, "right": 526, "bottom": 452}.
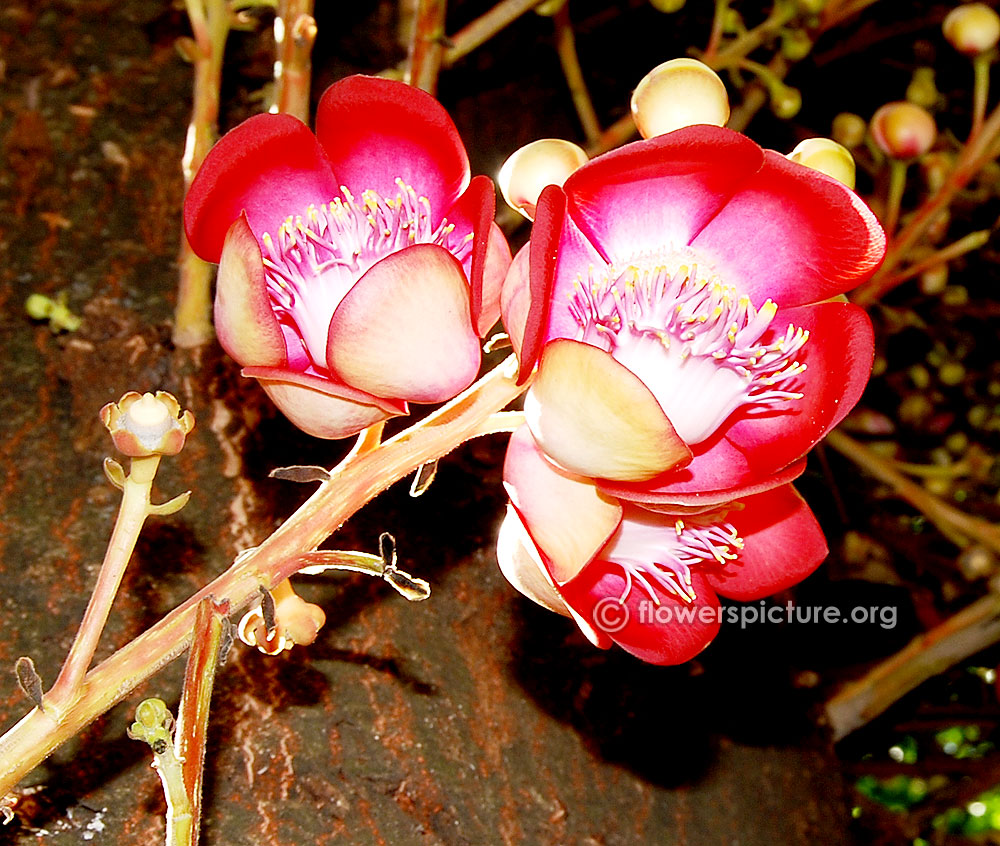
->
{"left": 524, "top": 339, "right": 690, "bottom": 482}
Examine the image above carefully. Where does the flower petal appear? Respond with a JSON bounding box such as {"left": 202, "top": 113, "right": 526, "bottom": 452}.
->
{"left": 496, "top": 505, "right": 573, "bottom": 616}
{"left": 326, "top": 244, "right": 481, "bottom": 403}
{"left": 524, "top": 339, "right": 691, "bottom": 481}
{"left": 562, "top": 125, "right": 764, "bottom": 263}
{"left": 504, "top": 425, "right": 623, "bottom": 584}
{"left": 597, "top": 301, "right": 871, "bottom": 505}
{"left": 602, "top": 457, "right": 807, "bottom": 509}
{"left": 691, "top": 150, "right": 885, "bottom": 306}
{"left": 185, "top": 114, "right": 339, "bottom": 263}
{"left": 214, "top": 214, "right": 286, "bottom": 367}
{"left": 706, "top": 485, "right": 827, "bottom": 601}
{"left": 500, "top": 244, "right": 531, "bottom": 362}
{"left": 444, "top": 175, "right": 511, "bottom": 336}
{"left": 315, "top": 75, "right": 470, "bottom": 223}
{"left": 560, "top": 567, "right": 722, "bottom": 665}
{"left": 244, "top": 369, "right": 402, "bottom": 439}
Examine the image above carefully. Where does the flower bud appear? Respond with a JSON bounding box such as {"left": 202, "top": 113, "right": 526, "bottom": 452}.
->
{"left": 906, "top": 67, "right": 940, "bottom": 109}
{"left": 649, "top": 0, "right": 686, "bottom": 11}
{"left": 630, "top": 58, "right": 730, "bottom": 139}
{"left": 796, "top": 0, "right": 827, "bottom": 12}
{"left": 781, "top": 29, "right": 812, "bottom": 61}
{"left": 787, "top": 138, "right": 856, "bottom": 188}
{"left": 533, "top": 0, "right": 567, "bottom": 15}
{"left": 943, "top": 3, "right": 1000, "bottom": 55}
{"left": 770, "top": 84, "right": 802, "bottom": 119}
{"left": 870, "top": 102, "right": 937, "bottom": 159}
{"left": 832, "top": 112, "right": 867, "bottom": 148}
{"left": 498, "top": 139, "right": 589, "bottom": 220}
{"left": 100, "top": 391, "right": 195, "bottom": 458}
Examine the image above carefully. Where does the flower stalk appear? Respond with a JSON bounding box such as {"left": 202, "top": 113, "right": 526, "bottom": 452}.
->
{"left": 272, "top": 0, "right": 317, "bottom": 121}
{"left": 0, "top": 355, "right": 526, "bottom": 796}
{"left": 174, "top": 0, "right": 232, "bottom": 348}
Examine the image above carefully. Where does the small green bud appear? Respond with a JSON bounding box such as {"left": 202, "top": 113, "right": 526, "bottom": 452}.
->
{"left": 533, "top": 0, "right": 567, "bottom": 15}
{"left": 771, "top": 84, "right": 802, "bottom": 119}
{"left": 906, "top": 67, "right": 940, "bottom": 109}
{"left": 649, "top": 0, "right": 686, "bottom": 11}
{"left": 781, "top": 28, "right": 812, "bottom": 61}
{"left": 832, "top": 112, "right": 867, "bottom": 148}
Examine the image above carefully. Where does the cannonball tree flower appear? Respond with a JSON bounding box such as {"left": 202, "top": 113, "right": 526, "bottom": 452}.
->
{"left": 501, "top": 124, "right": 885, "bottom": 508}
{"left": 498, "top": 427, "right": 828, "bottom": 664}
{"left": 184, "top": 75, "right": 511, "bottom": 439}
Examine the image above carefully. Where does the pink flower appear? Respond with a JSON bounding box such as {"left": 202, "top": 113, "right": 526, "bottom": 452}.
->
{"left": 184, "top": 75, "right": 511, "bottom": 439}
{"left": 496, "top": 126, "right": 886, "bottom": 663}
{"left": 499, "top": 426, "right": 829, "bottom": 664}
{"left": 501, "top": 124, "right": 884, "bottom": 506}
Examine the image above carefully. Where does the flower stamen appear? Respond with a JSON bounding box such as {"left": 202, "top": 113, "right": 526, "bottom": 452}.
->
{"left": 570, "top": 262, "right": 809, "bottom": 444}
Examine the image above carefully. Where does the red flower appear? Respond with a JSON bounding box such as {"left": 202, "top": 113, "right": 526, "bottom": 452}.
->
{"left": 501, "top": 124, "right": 884, "bottom": 506}
{"left": 496, "top": 126, "right": 885, "bottom": 663}
{"left": 499, "top": 427, "right": 830, "bottom": 664}
{"left": 185, "top": 75, "right": 511, "bottom": 439}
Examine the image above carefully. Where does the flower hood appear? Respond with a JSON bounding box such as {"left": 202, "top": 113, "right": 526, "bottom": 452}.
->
{"left": 185, "top": 75, "right": 511, "bottom": 439}
{"left": 500, "top": 124, "right": 884, "bottom": 505}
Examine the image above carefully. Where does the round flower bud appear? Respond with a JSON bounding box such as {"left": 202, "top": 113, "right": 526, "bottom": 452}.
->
{"left": 796, "top": 0, "right": 827, "bottom": 13}
{"left": 533, "top": 0, "right": 567, "bottom": 15}
{"left": 943, "top": 3, "right": 1000, "bottom": 55}
{"left": 770, "top": 84, "right": 802, "bottom": 119}
{"left": 870, "top": 102, "right": 937, "bottom": 159}
{"left": 781, "top": 29, "right": 812, "bottom": 61}
{"left": 498, "top": 139, "right": 589, "bottom": 220}
{"left": 100, "top": 391, "right": 195, "bottom": 457}
{"left": 832, "top": 112, "right": 867, "bottom": 148}
{"left": 630, "top": 58, "right": 730, "bottom": 139}
{"left": 649, "top": 0, "right": 686, "bottom": 11}
{"left": 787, "top": 138, "right": 857, "bottom": 188}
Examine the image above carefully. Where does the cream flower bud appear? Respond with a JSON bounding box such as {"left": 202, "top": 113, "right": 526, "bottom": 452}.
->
{"left": 498, "top": 139, "right": 589, "bottom": 220}
{"left": 787, "top": 138, "right": 857, "bottom": 189}
{"left": 100, "top": 391, "right": 195, "bottom": 457}
{"left": 943, "top": 3, "right": 1000, "bottom": 55}
{"left": 870, "top": 102, "right": 937, "bottom": 159}
{"left": 630, "top": 58, "right": 730, "bottom": 139}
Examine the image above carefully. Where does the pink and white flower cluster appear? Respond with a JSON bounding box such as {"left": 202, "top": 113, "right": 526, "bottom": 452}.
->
{"left": 497, "top": 125, "right": 885, "bottom": 664}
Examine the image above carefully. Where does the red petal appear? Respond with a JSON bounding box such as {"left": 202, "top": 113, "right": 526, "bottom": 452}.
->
{"left": 184, "top": 114, "right": 339, "bottom": 263}
{"left": 599, "top": 458, "right": 807, "bottom": 509}
{"left": 706, "top": 485, "right": 828, "bottom": 601}
{"left": 563, "top": 125, "right": 764, "bottom": 263}
{"left": 500, "top": 244, "right": 531, "bottom": 361}
{"left": 445, "top": 176, "right": 512, "bottom": 336}
{"left": 560, "top": 568, "right": 722, "bottom": 665}
{"left": 691, "top": 151, "right": 885, "bottom": 306}
{"left": 315, "top": 75, "right": 470, "bottom": 224}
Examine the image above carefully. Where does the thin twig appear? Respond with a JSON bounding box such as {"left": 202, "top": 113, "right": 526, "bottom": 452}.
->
{"left": 552, "top": 3, "right": 601, "bottom": 146}
{"left": 825, "top": 429, "right": 1000, "bottom": 556}
{"left": 405, "top": 0, "right": 447, "bottom": 94}
{"left": 442, "top": 0, "right": 542, "bottom": 67}
{"left": 272, "top": 0, "right": 317, "bottom": 121}
{"left": 826, "top": 588, "right": 1000, "bottom": 740}
{"left": 173, "top": 598, "right": 229, "bottom": 846}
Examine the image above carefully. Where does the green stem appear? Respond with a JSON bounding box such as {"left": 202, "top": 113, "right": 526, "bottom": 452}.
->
{"left": 272, "top": 0, "right": 316, "bottom": 121}
{"left": 883, "top": 158, "right": 908, "bottom": 238}
{"left": 972, "top": 53, "right": 992, "bottom": 139}
{"left": 0, "top": 356, "right": 526, "bottom": 795}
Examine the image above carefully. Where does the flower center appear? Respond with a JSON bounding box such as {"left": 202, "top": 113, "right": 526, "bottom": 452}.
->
{"left": 260, "top": 180, "right": 473, "bottom": 371}
{"left": 569, "top": 261, "right": 808, "bottom": 444}
{"left": 602, "top": 510, "right": 743, "bottom": 605}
